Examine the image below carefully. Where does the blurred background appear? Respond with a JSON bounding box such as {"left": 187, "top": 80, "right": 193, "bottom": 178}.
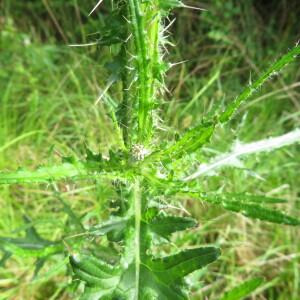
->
{"left": 0, "top": 0, "right": 300, "bottom": 299}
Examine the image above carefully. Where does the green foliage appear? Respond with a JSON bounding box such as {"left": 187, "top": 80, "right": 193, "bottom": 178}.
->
{"left": 154, "top": 122, "right": 216, "bottom": 162}
{"left": 185, "top": 192, "right": 300, "bottom": 226}
{"left": 158, "top": 0, "right": 182, "bottom": 12}
{"left": 220, "top": 278, "right": 263, "bottom": 300}
{"left": 0, "top": 217, "right": 63, "bottom": 266}
{"left": 219, "top": 45, "right": 300, "bottom": 123}
{"left": 0, "top": 163, "right": 88, "bottom": 184}
{"left": 70, "top": 226, "right": 220, "bottom": 299}
{"left": 148, "top": 215, "right": 197, "bottom": 238}
{"left": 0, "top": 0, "right": 299, "bottom": 299}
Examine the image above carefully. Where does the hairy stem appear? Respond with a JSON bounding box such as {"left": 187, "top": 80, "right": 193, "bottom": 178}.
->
{"left": 128, "top": 0, "right": 161, "bottom": 144}
{"left": 121, "top": 38, "right": 130, "bottom": 146}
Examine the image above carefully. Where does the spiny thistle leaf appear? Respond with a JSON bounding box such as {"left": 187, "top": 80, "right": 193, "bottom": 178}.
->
{"left": 148, "top": 122, "right": 215, "bottom": 162}
{"left": 220, "top": 201, "right": 300, "bottom": 225}
{"left": 95, "top": 10, "right": 127, "bottom": 46}
{"left": 0, "top": 163, "right": 89, "bottom": 184}
{"left": 70, "top": 253, "right": 120, "bottom": 285}
{"left": 0, "top": 148, "right": 130, "bottom": 184}
{"left": 158, "top": 0, "right": 183, "bottom": 12}
{"left": 70, "top": 193, "right": 219, "bottom": 300}
{"left": 57, "top": 194, "right": 84, "bottom": 231}
{"left": 88, "top": 217, "right": 128, "bottom": 236}
{"left": 146, "top": 46, "right": 300, "bottom": 164}
{"left": 220, "top": 277, "right": 263, "bottom": 300}
{"left": 89, "top": 214, "right": 197, "bottom": 241}
{"left": 209, "top": 193, "right": 287, "bottom": 204}
{"left": 188, "top": 192, "right": 300, "bottom": 226}
{"left": 219, "top": 45, "right": 300, "bottom": 123}
{"left": 149, "top": 215, "right": 197, "bottom": 238}
{"left": 149, "top": 247, "right": 221, "bottom": 284}
{"left": 70, "top": 247, "right": 220, "bottom": 300}
{"left": 0, "top": 217, "right": 63, "bottom": 259}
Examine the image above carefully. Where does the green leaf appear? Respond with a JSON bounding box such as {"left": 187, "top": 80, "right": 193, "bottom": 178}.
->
{"left": 88, "top": 217, "right": 128, "bottom": 236}
{"left": 56, "top": 194, "right": 84, "bottom": 231}
{"left": 33, "top": 258, "right": 47, "bottom": 278}
{"left": 0, "top": 163, "right": 89, "bottom": 184}
{"left": 149, "top": 215, "right": 197, "bottom": 238}
{"left": 158, "top": 0, "right": 183, "bottom": 12}
{"left": 196, "top": 193, "right": 300, "bottom": 226}
{"left": 221, "top": 201, "right": 300, "bottom": 225}
{"left": 143, "top": 46, "right": 300, "bottom": 164}
{"left": 149, "top": 122, "right": 215, "bottom": 162}
{"left": 172, "top": 189, "right": 299, "bottom": 226}
{"left": 32, "top": 256, "right": 69, "bottom": 283}
{"left": 0, "top": 251, "right": 11, "bottom": 267}
{"left": 206, "top": 193, "right": 287, "bottom": 205}
{"left": 95, "top": 10, "right": 127, "bottom": 46}
{"left": 0, "top": 149, "right": 130, "bottom": 184}
{"left": 0, "top": 217, "right": 63, "bottom": 259}
{"left": 219, "top": 45, "right": 300, "bottom": 123}
{"left": 220, "top": 277, "right": 263, "bottom": 300}
{"left": 70, "top": 253, "right": 122, "bottom": 299}
{"left": 70, "top": 254, "right": 120, "bottom": 285}
{"left": 149, "top": 247, "right": 221, "bottom": 284}
{"left": 71, "top": 246, "right": 220, "bottom": 300}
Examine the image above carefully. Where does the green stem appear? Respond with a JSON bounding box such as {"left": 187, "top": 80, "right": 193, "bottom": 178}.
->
{"left": 134, "top": 178, "right": 141, "bottom": 299}
{"left": 121, "top": 41, "right": 130, "bottom": 147}
{"left": 128, "top": 0, "right": 161, "bottom": 144}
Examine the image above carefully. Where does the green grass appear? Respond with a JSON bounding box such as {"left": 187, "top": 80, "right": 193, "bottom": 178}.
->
{"left": 0, "top": 0, "right": 300, "bottom": 299}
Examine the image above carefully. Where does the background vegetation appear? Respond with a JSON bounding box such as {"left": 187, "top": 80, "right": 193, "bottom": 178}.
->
{"left": 0, "top": 0, "right": 299, "bottom": 299}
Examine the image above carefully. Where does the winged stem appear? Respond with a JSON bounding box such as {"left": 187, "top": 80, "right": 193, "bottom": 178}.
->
{"left": 128, "top": 0, "right": 161, "bottom": 144}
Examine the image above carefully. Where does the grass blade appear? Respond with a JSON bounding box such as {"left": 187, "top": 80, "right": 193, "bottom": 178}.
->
{"left": 220, "top": 277, "right": 263, "bottom": 300}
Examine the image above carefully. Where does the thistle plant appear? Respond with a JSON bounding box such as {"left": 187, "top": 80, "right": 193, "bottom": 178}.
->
{"left": 1, "top": 1, "right": 300, "bottom": 299}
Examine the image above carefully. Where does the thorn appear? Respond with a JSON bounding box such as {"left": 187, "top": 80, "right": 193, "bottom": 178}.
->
{"left": 170, "top": 60, "right": 189, "bottom": 67}
{"left": 95, "top": 81, "right": 114, "bottom": 105}
{"left": 248, "top": 71, "right": 252, "bottom": 86}
{"left": 124, "top": 77, "right": 137, "bottom": 91}
{"left": 125, "top": 33, "right": 133, "bottom": 43}
{"left": 125, "top": 66, "right": 135, "bottom": 71}
{"left": 68, "top": 42, "right": 98, "bottom": 47}
{"left": 89, "top": 0, "right": 103, "bottom": 16}
{"left": 62, "top": 239, "right": 73, "bottom": 254}
{"left": 182, "top": 4, "right": 207, "bottom": 11}
{"left": 162, "top": 18, "right": 176, "bottom": 34}
{"left": 122, "top": 15, "right": 131, "bottom": 24}
{"left": 163, "top": 85, "right": 171, "bottom": 95}
{"left": 162, "top": 44, "right": 169, "bottom": 55}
